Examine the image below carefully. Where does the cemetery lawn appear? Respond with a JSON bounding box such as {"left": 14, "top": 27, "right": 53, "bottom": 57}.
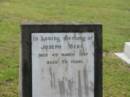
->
{"left": 0, "top": 0, "right": 130, "bottom": 97}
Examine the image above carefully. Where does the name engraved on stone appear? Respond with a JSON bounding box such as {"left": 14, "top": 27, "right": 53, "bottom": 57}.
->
{"left": 32, "top": 33, "right": 94, "bottom": 97}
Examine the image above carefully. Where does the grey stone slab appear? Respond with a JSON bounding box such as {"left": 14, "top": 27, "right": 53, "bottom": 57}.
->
{"left": 20, "top": 24, "right": 102, "bottom": 97}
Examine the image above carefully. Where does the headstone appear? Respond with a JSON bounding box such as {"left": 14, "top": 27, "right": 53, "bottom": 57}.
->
{"left": 115, "top": 42, "right": 130, "bottom": 64}
{"left": 21, "top": 24, "right": 102, "bottom": 97}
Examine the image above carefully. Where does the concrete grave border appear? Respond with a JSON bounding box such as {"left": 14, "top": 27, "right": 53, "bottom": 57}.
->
{"left": 115, "top": 42, "right": 130, "bottom": 64}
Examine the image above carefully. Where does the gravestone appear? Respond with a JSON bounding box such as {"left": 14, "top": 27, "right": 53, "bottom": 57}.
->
{"left": 21, "top": 24, "right": 102, "bottom": 97}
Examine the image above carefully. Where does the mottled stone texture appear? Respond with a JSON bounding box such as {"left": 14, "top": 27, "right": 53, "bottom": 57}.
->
{"left": 32, "top": 33, "right": 94, "bottom": 97}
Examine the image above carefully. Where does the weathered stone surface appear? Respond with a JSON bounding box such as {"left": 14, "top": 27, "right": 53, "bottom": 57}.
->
{"left": 32, "top": 33, "right": 94, "bottom": 97}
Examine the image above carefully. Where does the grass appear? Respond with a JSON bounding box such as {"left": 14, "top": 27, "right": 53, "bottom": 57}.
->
{"left": 0, "top": 0, "right": 130, "bottom": 97}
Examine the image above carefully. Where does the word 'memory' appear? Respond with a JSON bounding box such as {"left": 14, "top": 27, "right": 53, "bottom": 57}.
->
{"left": 64, "top": 35, "right": 86, "bottom": 42}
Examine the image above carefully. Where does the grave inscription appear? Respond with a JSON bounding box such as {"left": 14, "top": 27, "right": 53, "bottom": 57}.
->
{"left": 32, "top": 33, "right": 94, "bottom": 97}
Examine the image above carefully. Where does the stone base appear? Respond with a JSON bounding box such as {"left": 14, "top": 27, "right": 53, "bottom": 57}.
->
{"left": 115, "top": 53, "right": 130, "bottom": 64}
{"left": 115, "top": 42, "right": 130, "bottom": 64}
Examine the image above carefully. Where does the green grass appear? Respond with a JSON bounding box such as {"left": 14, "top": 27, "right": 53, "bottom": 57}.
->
{"left": 0, "top": 0, "right": 130, "bottom": 97}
